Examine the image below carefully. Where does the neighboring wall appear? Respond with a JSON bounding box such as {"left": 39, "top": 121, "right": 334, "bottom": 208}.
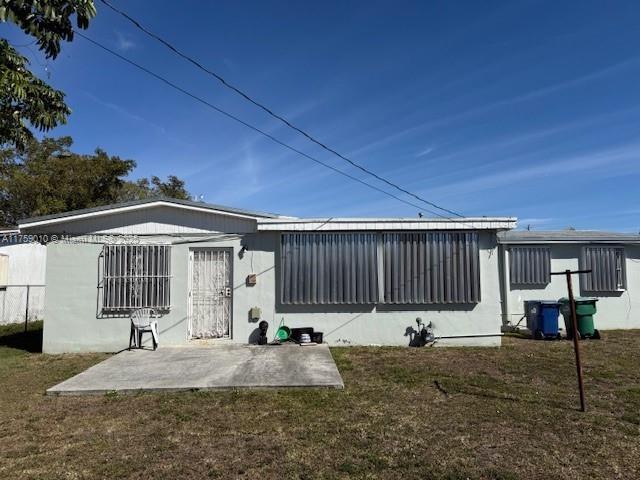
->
{"left": 503, "top": 244, "right": 640, "bottom": 330}
{"left": 43, "top": 230, "right": 504, "bottom": 352}
{"left": 0, "top": 243, "right": 47, "bottom": 325}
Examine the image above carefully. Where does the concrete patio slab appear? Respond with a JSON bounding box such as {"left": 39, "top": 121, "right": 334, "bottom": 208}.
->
{"left": 46, "top": 344, "right": 344, "bottom": 395}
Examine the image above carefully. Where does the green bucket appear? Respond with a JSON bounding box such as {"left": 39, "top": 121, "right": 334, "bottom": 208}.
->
{"left": 276, "top": 325, "right": 291, "bottom": 341}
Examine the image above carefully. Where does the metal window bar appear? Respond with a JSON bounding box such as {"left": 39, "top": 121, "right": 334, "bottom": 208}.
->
{"left": 103, "top": 244, "right": 171, "bottom": 311}
{"left": 509, "top": 246, "right": 551, "bottom": 286}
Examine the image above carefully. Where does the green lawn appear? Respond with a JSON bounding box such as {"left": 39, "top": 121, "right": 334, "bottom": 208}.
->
{"left": 1, "top": 321, "right": 639, "bottom": 479}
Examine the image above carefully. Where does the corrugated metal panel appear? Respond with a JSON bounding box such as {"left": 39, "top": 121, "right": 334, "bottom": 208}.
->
{"left": 382, "top": 232, "right": 480, "bottom": 304}
{"left": 509, "top": 246, "right": 550, "bottom": 286}
{"left": 280, "top": 233, "right": 378, "bottom": 304}
{"left": 581, "top": 246, "right": 626, "bottom": 292}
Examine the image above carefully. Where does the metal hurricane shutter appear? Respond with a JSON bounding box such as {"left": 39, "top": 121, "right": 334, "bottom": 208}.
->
{"left": 509, "top": 246, "right": 551, "bottom": 286}
{"left": 383, "top": 232, "right": 480, "bottom": 304}
{"left": 280, "top": 233, "right": 378, "bottom": 304}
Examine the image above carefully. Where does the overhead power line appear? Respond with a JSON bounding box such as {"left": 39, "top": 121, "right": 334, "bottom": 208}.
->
{"left": 74, "top": 31, "right": 450, "bottom": 218}
{"left": 97, "top": 0, "right": 465, "bottom": 219}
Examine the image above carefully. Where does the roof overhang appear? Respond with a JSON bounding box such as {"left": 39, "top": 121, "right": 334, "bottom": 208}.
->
{"left": 257, "top": 217, "right": 517, "bottom": 231}
{"left": 498, "top": 231, "right": 640, "bottom": 245}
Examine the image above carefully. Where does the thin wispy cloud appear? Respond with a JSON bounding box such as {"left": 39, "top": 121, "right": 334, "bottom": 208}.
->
{"left": 349, "top": 56, "right": 640, "bottom": 158}
{"left": 81, "top": 91, "right": 192, "bottom": 148}
{"left": 416, "top": 146, "right": 434, "bottom": 157}
{"left": 115, "top": 31, "right": 136, "bottom": 51}
{"left": 374, "top": 104, "right": 640, "bottom": 186}
{"left": 82, "top": 91, "right": 165, "bottom": 133}
{"left": 426, "top": 142, "right": 640, "bottom": 198}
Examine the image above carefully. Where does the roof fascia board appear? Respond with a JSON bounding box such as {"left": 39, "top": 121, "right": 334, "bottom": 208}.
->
{"left": 257, "top": 217, "right": 517, "bottom": 231}
{"left": 499, "top": 238, "right": 640, "bottom": 245}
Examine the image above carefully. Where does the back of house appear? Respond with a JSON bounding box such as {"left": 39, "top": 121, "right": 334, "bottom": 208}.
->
{"left": 18, "top": 198, "right": 518, "bottom": 352}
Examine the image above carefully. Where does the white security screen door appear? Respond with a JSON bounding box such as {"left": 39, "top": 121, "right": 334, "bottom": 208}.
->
{"left": 189, "top": 249, "right": 232, "bottom": 339}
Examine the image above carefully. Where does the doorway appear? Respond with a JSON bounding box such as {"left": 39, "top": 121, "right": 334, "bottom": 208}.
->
{"left": 188, "top": 248, "right": 232, "bottom": 339}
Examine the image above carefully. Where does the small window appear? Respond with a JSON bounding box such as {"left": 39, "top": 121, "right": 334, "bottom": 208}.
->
{"left": 509, "top": 246, "right": 551, "bottom": 286}
{"left": 581, "top": 246, "right": 626, "bottom": 292}
{"left": 102, "top": 245, "right": 171, "bottom": 311}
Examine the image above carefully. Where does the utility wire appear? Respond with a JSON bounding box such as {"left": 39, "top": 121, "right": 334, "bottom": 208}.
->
{"left": 97, "top": 0, "right": 465, "bottom": 219}
{"left": 74, "top": 31, "right": 449, "bottom": 218}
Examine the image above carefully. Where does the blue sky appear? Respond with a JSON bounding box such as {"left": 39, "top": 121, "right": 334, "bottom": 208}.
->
{"left": 3, "top": 1, "right": 640, "bottom": 230}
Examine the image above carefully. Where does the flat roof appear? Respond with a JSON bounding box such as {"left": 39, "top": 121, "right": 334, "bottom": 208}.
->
{"left": 498, "top": 230, "right": 640, "bottom": 245}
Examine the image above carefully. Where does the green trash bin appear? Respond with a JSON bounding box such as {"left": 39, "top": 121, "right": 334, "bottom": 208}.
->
{"left": 558, "top": 297, "right": 600, "bottom": 339}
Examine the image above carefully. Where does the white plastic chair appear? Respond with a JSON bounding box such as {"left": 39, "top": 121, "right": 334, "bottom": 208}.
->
{"left": 129, "top": 308, "right": 159, "bottom": 350}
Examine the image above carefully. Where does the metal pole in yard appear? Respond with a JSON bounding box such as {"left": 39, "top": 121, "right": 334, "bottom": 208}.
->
{"left": 551, "top": 269, "right": 591, "bottom": 412}
{"left": 24, "top": 285, "right": 30, "bottom": 333}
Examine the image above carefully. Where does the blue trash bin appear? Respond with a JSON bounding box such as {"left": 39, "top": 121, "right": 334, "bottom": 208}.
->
{"left": 524, "top": 300, "right": 541, "bottom": 333}
{"left": 538, "top": 301, "right": 561, "bottom": 339}
{"left": 524, "top": 301, "right": 561, "bottom": 340}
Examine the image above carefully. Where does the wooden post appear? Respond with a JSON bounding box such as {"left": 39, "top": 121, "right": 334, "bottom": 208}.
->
{"left": 551, "top": 269, "right": 591, "bottom": 412}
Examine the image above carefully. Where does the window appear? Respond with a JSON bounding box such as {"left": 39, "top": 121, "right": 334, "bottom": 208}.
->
{"left": 280, "top": 233, "right": 378, "bottom": 304}
{"left": 509, "top": 246, "right": 551, "bottom": 286}
{"left": 102, "top": 245, "right": 171, "bottom": 311}
{"left": 382, "top": 232, "right": 480, "bottom": 304}
{"left": 581, "top": 246, "right": 626, "bottom": 292}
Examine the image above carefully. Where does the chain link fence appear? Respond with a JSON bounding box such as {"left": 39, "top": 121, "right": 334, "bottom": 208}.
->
{"left": 0, "top": 285, "right": 45, "bottom": 326}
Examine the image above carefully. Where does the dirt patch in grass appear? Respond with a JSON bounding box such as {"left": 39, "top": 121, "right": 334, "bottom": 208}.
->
{"left": 0, "top": 323, "right": 639, "bottom": 479}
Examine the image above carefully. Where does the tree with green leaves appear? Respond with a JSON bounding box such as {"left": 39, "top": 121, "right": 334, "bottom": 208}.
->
{"left": 0, "top": 1, "right": 96, "bottom": 149}
{"left": 0, "top": 136, "right": 190, "bottom": 226}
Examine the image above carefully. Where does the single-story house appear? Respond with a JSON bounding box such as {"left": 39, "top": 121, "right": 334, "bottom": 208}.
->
{"left": 17, "top": 198, "right": 640, "bottom": 353}
{"left": 17, "top": 198, "right": 518, "bottom": 352}
{"left": 498, "top": 230, "right": 640, "bottom": 331}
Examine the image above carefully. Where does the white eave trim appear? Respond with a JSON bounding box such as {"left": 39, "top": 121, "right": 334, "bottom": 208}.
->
{"left": 499, "top": 238, "right": 640, "bottom": 245}
{"left": 18, "top": 201, "right": 263, "bottom": 229}
{"left": 257, "top": 217, "right": 517, "bottom": 231}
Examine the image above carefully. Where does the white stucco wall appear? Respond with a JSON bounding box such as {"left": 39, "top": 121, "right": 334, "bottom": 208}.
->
{"left": 42, "top": 231, "right": 504, "bottom": 353}
{"left": 0, "top": 242, "right": 47, "bottom": 285}
{"left": 0, "top": 242, "right": 47, "bottom": 325}
{"left": 503, "top": 244, "right": 640, "bottom": 331}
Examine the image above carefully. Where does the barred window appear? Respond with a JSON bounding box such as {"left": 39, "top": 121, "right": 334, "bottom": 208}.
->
{"left": 509, "top": 246, "right": 551, "bottom": 286}
{"left": 280, "top": 233, "right": 378, "bottom": 304}
{"left": 581, "top": 246, "right": 626, "bottom": 292}
{"left": 382, "top": 232, "right": 480, "bottom": 304}
{"left": 103, "top": 245, "right": 171, "bottom": 311}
